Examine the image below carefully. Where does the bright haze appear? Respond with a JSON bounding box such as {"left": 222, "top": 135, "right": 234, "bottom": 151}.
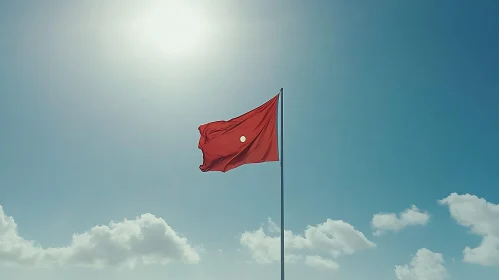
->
{"left": 1, "top": 1, "right": 499, "bottom": 280}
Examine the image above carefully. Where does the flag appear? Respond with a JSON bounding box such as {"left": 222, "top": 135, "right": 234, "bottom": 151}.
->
{"left": 198, "top": 94, "right": 280, "bottom": 172}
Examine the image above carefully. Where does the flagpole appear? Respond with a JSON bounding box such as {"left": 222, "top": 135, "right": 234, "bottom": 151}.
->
{"left": 279, "top": 87, "right": 284, "bottom": 280}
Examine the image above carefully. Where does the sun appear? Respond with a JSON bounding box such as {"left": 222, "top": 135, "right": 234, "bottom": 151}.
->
{"left": 132, "top": 3, "right": 211, "bottom": 58}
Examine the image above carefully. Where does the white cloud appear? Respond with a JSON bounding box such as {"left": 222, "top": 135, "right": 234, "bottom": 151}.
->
{"left": 371, "top": 205, "right": 430, "bottom": 236}
{"left": 395, "top": 248, "right": 448, "bottom": 280}
{"left": 439, "top": 192, "right": 499, "bottom": 266}
{"left": 0, "top": 205, "right": 200, "bottom": 268}
{"left": 240, "top": 217, "right": 375, "bottom": 270}
{"left": 305, "top": 255, "right": 339, "bottom": 270}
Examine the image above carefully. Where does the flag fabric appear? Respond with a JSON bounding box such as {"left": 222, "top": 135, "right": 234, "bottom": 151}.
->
{"left": 198, "top": 94, "right": 280, "bottom": 172}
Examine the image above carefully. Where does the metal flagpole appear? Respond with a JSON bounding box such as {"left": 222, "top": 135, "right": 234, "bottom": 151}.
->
{"left": 279, "top": 87, "right": 284, "bottom": 280}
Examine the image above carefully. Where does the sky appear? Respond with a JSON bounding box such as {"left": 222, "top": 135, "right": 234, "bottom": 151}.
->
{"left": 1, "top": 0, "right": 499, "bottom": 279}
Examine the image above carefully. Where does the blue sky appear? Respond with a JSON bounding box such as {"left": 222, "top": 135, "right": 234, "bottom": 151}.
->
{"left": 1, "top": 0, "right": 499, "bottom": 279}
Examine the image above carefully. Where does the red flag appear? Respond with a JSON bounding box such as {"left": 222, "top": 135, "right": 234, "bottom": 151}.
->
{"left": 198, "top": 94, "right": 280, "bottom": 172}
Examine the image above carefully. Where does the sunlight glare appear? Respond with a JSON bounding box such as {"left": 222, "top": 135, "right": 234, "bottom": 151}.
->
{"left": 132, "top": 3, "right": 211, "bottom": 58}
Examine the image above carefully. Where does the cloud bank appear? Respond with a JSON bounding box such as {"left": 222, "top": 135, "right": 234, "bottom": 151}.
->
{"left": 240, "top": 217, "right": 375, "bottom": 270}
{"left": 0, "top": 205, "right": 199, "bottom": 268}
{"left": 395, "top": 248, "right": 448, "bottom": 280}
{"left": 371, "top": 205, "right": 430, "bottom": 236}
{"left": 440, "top": 192, "right": 499, "bottom": 266}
